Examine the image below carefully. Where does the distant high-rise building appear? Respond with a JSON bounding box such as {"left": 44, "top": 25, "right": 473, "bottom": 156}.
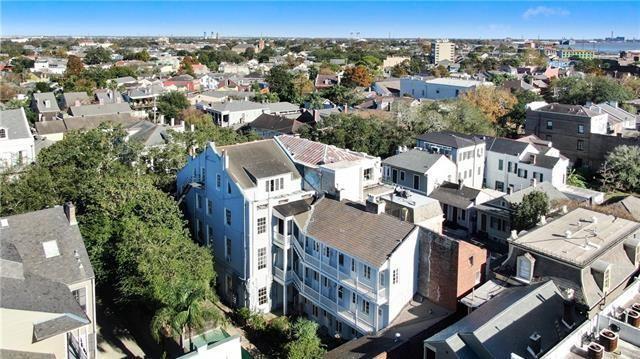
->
{"left": 258, "top": 38, "right": 265, "bottom": 51}
{"left": 431, "top": 39, "right": 455, "bottom": 64}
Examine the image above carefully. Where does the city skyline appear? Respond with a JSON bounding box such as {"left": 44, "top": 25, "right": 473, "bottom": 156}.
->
{"left": 2, "top": 1, "right": 639, "bottom": 39}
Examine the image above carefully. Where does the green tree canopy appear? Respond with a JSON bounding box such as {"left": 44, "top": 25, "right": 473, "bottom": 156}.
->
{"left": 512, "top": 191, "right": 550, "bottom": 231}
{"left": 158, "top": 91, "right": 190, "bottom": 121}
{"left": 599, "top": 145, "right": 640, "bottom": 193}
{"left": 84, "top": 46, "right": 113, "bottom": 65}
{"left": 284, "top": 319, "right": 326, "bottom": 359}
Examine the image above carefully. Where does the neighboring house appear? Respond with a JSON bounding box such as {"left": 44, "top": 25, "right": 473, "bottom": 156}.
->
{"left": 495, "top": 207, "right": 640, "bottom": 318}
{"left": 315, "top": 74, "right": 339, "bottom": 90}
{"left": 0, "top": 204, "right": 97, "bottom": 358}
{"left": 94, "top": 89, "right": 124, "bottom": 105}
{"left": 415, "top": 131, "right": 485, "bottom": 189}
{"left": 502, "top": 79, "right": 539, "bottom": 94}
{"left": 163, "top": 74, "right": 200, "bottom": 92}
{"left": 382, "top": 148, "right": 456, "bottom": 196}
{"left": 424, "top": 281, "right": 581, "bottom": 358}
{"left": 275, "top": 134, "right": 381, "bottom": 203}
{"left": 32, "top": 57, "right": 67, "bottom": 75}
{"left": 475, "top": 182, "right": 569, "bottom": 244}
{"left": 248, "top": 113, "right": 314, "bottom": 138}
{"left": 61, "top": 92, "right": 92, "bottom": 110}
{"left": 0, "top": 108, "right": 35, "bottom": 170}
{"left": 525, "top": 102, "right": 640, "bottom": 169}
{"left": 382, "top": 56, "right": 409, "bottom": 69}
{"left": 123, "top": 84, "right": 164, "bottom": 110}
{"left": 484, "top": 135, "right": 569, "bottom": 193}
{"left": 68, "top": 102, "right": 132, "bottom": 118}
{"left": 108, "top": 76, "right": 137, "bottom": 87}
{"left": 587, "top": 101, "right": 638, "bottom": 130}
{"left": 428, "top": 181, "right": 501, "bottom": 234}
{"left": 400, "top": 77, "right": 493, "bottom": 100}
{"left": 31, "top": 92, "right": 61, "bottom": 121}
{"left": 264, "top": 102, "right": 300, "bottom": 116}
{"left": 208, "top": 101, "right": 268, "bottom": 128}
{"left": 231, "top": 44, "right": 255, "bottom": 54}
{"left": 34, "top": 114, "right": 138, "bottom": 143}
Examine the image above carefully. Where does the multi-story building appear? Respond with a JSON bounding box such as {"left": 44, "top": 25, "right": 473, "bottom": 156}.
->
{"left": 381, "top": 148, "right": 456, "bottom": 196}
{"left": 525, "top": 102, "right": 640, "bottom": 169}
{"left": 484, "top": 135, "right": 569, "bottom": 193}
{"left": 400, "top": 76, "right": 493, "bottom": 100}
{"left": 495, "top": 207, "right": 640, "bottom": 318}
{"left": 0, "top": 108, "right": 35, "bottom": 170}
{"left": 415, "top": 132, "right": 486, "bottom": 189}
{"left": 176, "top": 139, "right": 313, "bottom": 312}
{"left": 207, "top": 101, "right": 268, "bottom": 129}
{"left": 558, "top": 49, "right": 594, "bottom": 59}
{"left": 431, "top": 40, "right": 455, "bottom": 64}
{"left": 0, "top": 203, "right": 97, "bottom": 358}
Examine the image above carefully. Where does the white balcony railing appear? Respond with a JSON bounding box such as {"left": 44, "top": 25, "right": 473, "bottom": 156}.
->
{"left": 273, "top": 232, "right": 290, "bottom": 248}
{"left": 273, "top": 266, "right": 284, "bottom": 281}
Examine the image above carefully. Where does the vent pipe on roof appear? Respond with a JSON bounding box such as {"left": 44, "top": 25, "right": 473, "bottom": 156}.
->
{"left": 64, "top": 202, "right": 77, "bottom": 226}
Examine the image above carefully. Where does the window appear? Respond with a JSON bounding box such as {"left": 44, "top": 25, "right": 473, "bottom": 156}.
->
{"left": 225, "top": 209, "right": 231, "bottom": 225}
{"left": 507, "top": 161, "right": 512, "bottom": 172}
{"left": 227, "top": 183, "right": 232, "bottom": 194}
{"left": 352, "top": 293, "right": 356, "bottom": 304}
{"left": 72, "top": 288, "right": 87, "bottom": 311}
{"left": 323, "top": 277, "right": 328, "bottom": 287}
{"left": 513, "top": 163, "right": 518, "bottom": 174}
{"left": 225, "top": 237, "right": 231, "bottom": 262}
{"left": 363, "top": 265, "right": 371, "bottom": 280}
{"left": 545, "top": 135, "right": 552, "bottom": 141}
{"left": 266, "top": 178, "right": 284, "bottom": 192}
{"left": 257, "top": 247, "right": 267, "bottom": 269}
{"left": 336, "top": 322, "right": 342, "bottom": 332}
{"left": 498, "top": 159, "right": 503, "bottom": 171}
{"left": 577, "top": 139, "right": 585, "bottom": 151}
{"left": 361, "top": 300, "right": 370, "bottom": 314}
{"left": 602, "top": 267, "right": 611, "bottom": 292}
{"left": 338, "top": 286, "right": 343, "bottom": 299}
{"left": 516, "top": 254, "right": 534, "bottom": 282}
{"left": 325, "top": 247, "right": 330, "bottom": 257}
{"left": 364, "top": 168, "right": 373, "bottom": 180}
{"left": 257, "top": 217, "right": 266, "bottom": 234}
{"left": 461, "top": 209, "right": 466, "bottom": 221}
{"left": 495, "top": 181, "right": 504, "bottom": 192}
{"left": 338, "top": 254, "right": 344, "bottom": 266}
{"left": 413, "top": 175, "right": 420, "bottom": 190}
{"left": 196, "top": 195, "right": 202, "bottom": 209}
{"left": 392, "top": 269, "right": 399, "bottom": 284}
{"left": 216, "top": 174, "right": 221, "bottom": 188}
{"left": 546, "top": 120, "right": 553, "bottom": 130}
{"left": 258, "top": 287, "right": 268, "bottom": 305}
{"left": 578, "top": 124, "right": 585, "bottom": 134}
{"left": 312, "top": 305, "right": 318, "bottom": 317}
{"left": 0, "top": 128, "right": 6, "bottom": 139}
{"left": 201, "top": 167, "right": 206, "bottom": 182}
{"left": 400, "top": 171, "right": 405, "bottom": 181}
{"left": 207, "top": 226, "right": 213, "bottom": 245}
{"left": 207, "top": 199, "right": 213, "bottom": 215}
{"left": 379, "top": 272, "right": 385, "bottom": 286}
{"left": 351, "top": 259, "right": 356, "bottom": 272}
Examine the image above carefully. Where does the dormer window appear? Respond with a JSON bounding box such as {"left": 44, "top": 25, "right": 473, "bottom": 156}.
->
{"left": 591, "top": 259, "right": 612, "bottom": 293}
{"left": 516, "top": 253, "right": 535, "bottom": 283}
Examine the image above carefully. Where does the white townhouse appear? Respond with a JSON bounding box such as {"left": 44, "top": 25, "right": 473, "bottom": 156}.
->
{"left": 484, "top": 135, "right": 569, "bottom": 193}
{"left": 176, "top": 140, "right": 313, "bottom": 313}
{"left": 208, "top": 101, "right": 268, "bottom": 129}
{"left": 415, "top": 132, "right": 485, "bottom": 189}
{"left": 400, "top": 76, "right": 493, "bottom": 100}
{"left": 277, "top": 197, "right": 421, "bottom": 339}
{"left": 177, "top": 138, "right": 423, "bottom": 340}
{"left": 381, "top": 148, "right": 456, "bottom": 196}
{"left": 0, "top": 108, "right": 35, "bottom": 170}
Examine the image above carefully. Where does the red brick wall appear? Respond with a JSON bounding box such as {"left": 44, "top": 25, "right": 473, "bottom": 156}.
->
{"left": 456, "top": 241, "right": 487, "bottom": 299}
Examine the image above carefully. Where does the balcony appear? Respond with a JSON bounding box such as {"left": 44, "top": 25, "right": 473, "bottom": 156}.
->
{"left": 273, "top": 232, "right": 290, "bottom": 248}
{"left": 273, "top": 266, "right": 293, "bottom": 284}
{"left": 336, "top": 306, "right": 374, "bottom": 333}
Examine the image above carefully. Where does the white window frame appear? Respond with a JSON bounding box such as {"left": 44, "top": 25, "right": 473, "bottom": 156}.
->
{"left": 257, "top": 247, "right": 267, "bottom": 270}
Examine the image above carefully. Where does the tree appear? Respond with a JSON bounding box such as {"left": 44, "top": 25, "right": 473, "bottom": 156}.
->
{"left": 512, "top": 191, "right": 550, "bottom": 231}
{"left": 284, "top": 319, "right": 325, "bottom": 359}
{"left": 460, "top": 86, "right": 517, "bottom": 124}
{"left": 151, "top": 285, "right": 225, "bottom": 350}
{"left": 266, "top": 65, "right": 297, "bottom": 103}
{"left": 84, "top": 47, "right": 112, "bottom": 65}
{"left": 390, "top": 61, "right": 409, "bottom": 77}
{"left": 321, "top": 85, "right": 362, "bottom": 106}
{"left": 291, "top": 73, "right": 314, "bottom": 98}
{"left": 432, "top": 64, "right": 449, "bottom": 78}
{"left": 566, "top": 169, "right": 587, "bottom": 188}
{"left": 180, "top": 56, "right": 197, "bottom": 76}
{"left": 158, "top": 91, "right": 190, "bottom": 122}
{"left": 343, "top": 65, "right": 373, "bottom": 88}
{"left": 590, "top": 76, "right": 633, "bottom": 104}
{"left": 500, "top": 90, "right": 543, "bottom": 136}
{"left": 135, "top": 49, "right": 151, "bottom": 62}
{"left": 599, "top": 145, "right": 640, "bottom": 193}
{"left": 547, "top": 76, "right": 633, "bottom": 105}
{"left": 65, "top": 55, "right": 84, "bottom": 76}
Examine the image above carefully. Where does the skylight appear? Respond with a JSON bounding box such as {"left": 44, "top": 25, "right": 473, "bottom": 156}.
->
{"left": 43, "top": 240, "right": 60, "bottom": 258}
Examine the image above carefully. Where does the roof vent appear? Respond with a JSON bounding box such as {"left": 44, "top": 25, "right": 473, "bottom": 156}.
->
{"left": 591, "top": 216, "right": 598, "bottom": 224}
{"left": 565, "top": 230, "right": 572, "bottom": 239}
{"left": 0, "top": 218, "right": 8, "bottom": 228}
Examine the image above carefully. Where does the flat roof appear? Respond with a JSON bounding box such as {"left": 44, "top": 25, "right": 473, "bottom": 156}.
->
{"left": 512, "top": 207, "right": 640, "bottom": 267}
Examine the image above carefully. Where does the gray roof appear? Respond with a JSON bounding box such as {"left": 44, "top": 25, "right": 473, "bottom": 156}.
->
{"left": 33, "top": 313, "right": 89, "bottom": 341}
{"left": 618, "top": 195, "right": 640, "bottom": 221}
{"left": 35, "top": 114, "right": 138, "bottom": 135}
{"left": 113, "top": 76, "right": 137, "bottom": 84}
{"left": 274, "top": 198, "right": 313, "bottom": 217}
{"left": 382, "top": 149, "right": 448, "bottom": 174}
{"left": 62, "top": 92, "right": 91, "bottom": 108}
{"left": 484, "top": 136, "right": 531, "bottom": 155}
{"left": 0, "top": 350, "right": 55, "bottom": 359}
{"left": 0, "top": 108, "right": 31, "bottom": 140}
{"left": 32, "top": 92, "right": 60, "bottom": 113}
{"left": 265, "top": 101, "right": 300, "bottom": 114}
{"left": 501, "top": 182, "right": 569, "bottom": 205}
{"left": 426, "top": 281, "right": 574, "bottom": 358}
{"left": 532, "top": 103, "right": 599, "bottom": 117}
{"left": 592, "top": 102, "right": 638, "bottom": 124}
{"left": 428, "top": 181, "right": 482, "bottom": 209}
{"left": 126, "top": 84, "right": 163, "bottom": 99}
{"left": 250, "top": 113, "right": 296, "bottom": 133}
{"left": 69, "top": 102, "right": 132, "bottom": 117}
{"left": 1, "top": 206, "right": 95, "bottom": 285}
{"left": 416, "top": 131, "right": 484, "bottom": 148}
{"left": 216, "top": 139, "right": 301, "bottom": 189}
{"left": 127, "top": 121, "right": 168, "bottom": 147}
{"left": 209, "top": 101, "right": 267, "bottom": 113}
{"left": 302, "top": 197, "right": 416, "bottom": 267}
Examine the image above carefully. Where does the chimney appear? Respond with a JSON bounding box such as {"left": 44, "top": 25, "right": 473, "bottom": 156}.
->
{"left": 530, "top": 154, "right": 537, "bottom": 165}
{"left": 64, "top": 202, "right": 77, "bottom": 226}
{"left": 527, "top": 333, "right": 542, "bottom": 357}
{"left": 510, "top": 230, "right": 519, "bottom": 240}
{"left": 562, "top": 289, "right": 576, "bottom": 329}
{"left": 598, "top": 328, "right": 618, "bottom": 352}
{"left": 365, "top": 195, "right": 386, "bottom": 215}
{"left": 313, "top": 109, "right": 319, "bottom": 122}
{"left": 74, "top": 99, "right": 81, "bottom": 107}
{"left": 457, "top": 179, "right": 464, "bottom": 190}
{"left": 532, "top": 178, "right": 538, "bottom": 187}
{"left": 171, "top": 118, "right": 175, "bottom": 127}
{"left": 222, "top": 150, "right": 229, "bottom": 169}
{"left": 587, "top": 343, "right": 604, "bottom": 359}
{"left": 44, "top": 100, "right": 51, "bottom": 108}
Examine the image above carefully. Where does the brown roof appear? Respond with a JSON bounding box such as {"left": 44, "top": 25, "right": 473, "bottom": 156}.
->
{"left": 302, "top": 197, "right": 416, "bottom": 267}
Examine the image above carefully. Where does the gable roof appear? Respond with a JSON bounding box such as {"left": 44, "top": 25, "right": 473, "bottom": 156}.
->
{"left": 0, "top": 108, "right": 31, "bottom": 140}
{"left": 484, "top": 136, "right": 531, "bottom": 155}
{"left": 416, "top": 131, "right": 485, "bottom": 149}
{"left": 302, "top": 197, "right": 416, "bottom": 267}
{"left": 502, "top": 182, "right": 569, "bottom": 205}
{"left": 428, "top": 181, "right": 483, "bottom": 209}
{"left": 250, "top": 113, "right": 297, "bottom": 134}
{"left": 209, "top": 101, "right": 267, "bottom": 113}
{"left": 32, "top": 92, "right": 60, "bottom": 113}
{"left": 275, "top": 134, "right": 371, "bottom": 168}
{"left": 215, "top": 139, "right": 300, "bottom": 189}
{"left": 382, "top": 149, "right": 449, "bottom": 174}
{"left": 426, "top": 281, "right": 572, "bottom": 358}
{"left": 62, "top": 92, "right": 91, "bottom": 108}
{"left": 69, "top": 102, "right": 132, "bottom": 117}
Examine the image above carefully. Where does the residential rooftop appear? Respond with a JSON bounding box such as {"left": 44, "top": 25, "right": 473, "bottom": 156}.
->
{"left": 0, "top": 108, "right": 31, "bottom": 140}
{"left": 382, "top": 148, "right": 449, "bottom": 174}
{"left": 275, "top": 134, "right": 374, "bottom": 168}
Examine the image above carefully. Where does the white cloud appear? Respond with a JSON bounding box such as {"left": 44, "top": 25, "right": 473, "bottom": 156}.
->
{"left": 522, "top": 6, "right": 570, "bottom": 19}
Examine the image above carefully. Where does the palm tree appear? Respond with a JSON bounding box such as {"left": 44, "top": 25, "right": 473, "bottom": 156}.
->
{"left": 151, "top": 286, "right": 225, "bottom": 352}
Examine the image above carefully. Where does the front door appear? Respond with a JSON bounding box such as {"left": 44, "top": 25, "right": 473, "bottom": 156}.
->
{"left": 481, "top": 214, "right": 487, "bottom": 232}
{"left": 452, "top": 207, "right": 458, "bottom": 223}
{"left": 392, "top": 169, "right": 398, "bottom": 183}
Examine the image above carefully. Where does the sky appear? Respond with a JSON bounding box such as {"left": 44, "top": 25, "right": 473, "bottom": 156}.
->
{"left": 1, "top": 1, "right": 639, "bottom": 39}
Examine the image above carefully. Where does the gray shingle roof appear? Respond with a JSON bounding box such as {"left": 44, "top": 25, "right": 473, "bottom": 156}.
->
{"left": 501, "top": 182, "right": 568, "bottom": 205}
{"left": 250, "top": 113, "right": 296, "bottom": 133}
{"left": 265, "top": 101, "right": 300, "bottom": 114}
{"left": 484, "top": 136, "right": 531, "bottom": 155}
{"left": 382, "top": 149, "right": 448, "bottom": 174}
{"left": 216, "top": 139, "right": 301, "bottom": 189}
{"left": 428, "top": 181, "right": 482, "bottom": 209}
{"left": 416, "top": 131, "right": 485, "bottom": 148}
{"left": 62, "top": 92, "right": 91, "bottom": 108}
{"left": 0, "top": 108, "right": 31, "bottom": 140}
{"left": 209, "top": 101, "right": 267, "bottom": 113}
{"left": 69, "top": 102, "right": 132, "bottom": 117}
{"left": 32, "top": 92, "right": 60, "bottom": 113}
{"left": 302, "top": 197, "right": 416, "bottom": 267}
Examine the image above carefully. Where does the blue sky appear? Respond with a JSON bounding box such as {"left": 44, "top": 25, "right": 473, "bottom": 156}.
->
{"left": 2, "top": 1, "right": 639, "bottom": 39}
